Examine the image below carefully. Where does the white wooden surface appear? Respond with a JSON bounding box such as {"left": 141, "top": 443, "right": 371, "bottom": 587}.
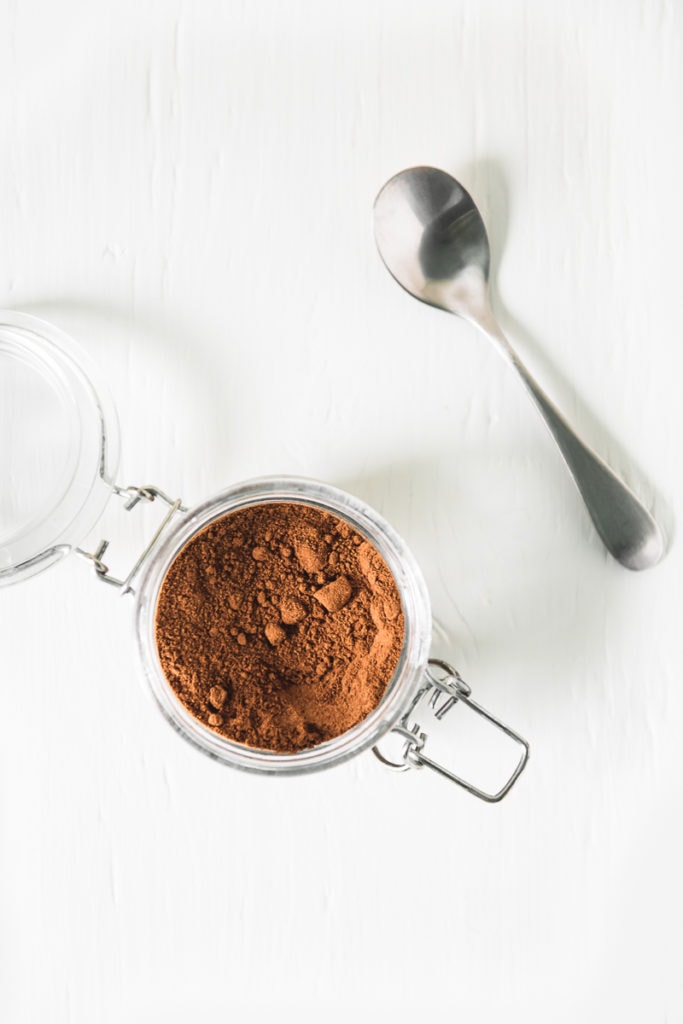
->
{"left": 1, "top": 1, "right": 682, "bottom": 1020}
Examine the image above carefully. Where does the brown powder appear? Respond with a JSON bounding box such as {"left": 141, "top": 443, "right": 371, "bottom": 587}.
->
{"left": 154, "top": 501, "right": 405, "bottom": 753}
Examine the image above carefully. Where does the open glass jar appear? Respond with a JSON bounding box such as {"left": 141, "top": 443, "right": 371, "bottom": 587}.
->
{"left": 1, "top": 310, "right": 529, "bottom": 801}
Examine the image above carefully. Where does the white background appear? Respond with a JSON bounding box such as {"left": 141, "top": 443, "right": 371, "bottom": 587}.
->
{"left": 1, "top": 1, "right": 682, "bottom": 1021}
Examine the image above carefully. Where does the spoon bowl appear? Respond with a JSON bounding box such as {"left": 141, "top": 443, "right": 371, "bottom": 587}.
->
{"left": 373, "top": 166, "right": 664, "bottom": 571}
{"left": 374, "top": 167, "right": 491, "bottom": 316}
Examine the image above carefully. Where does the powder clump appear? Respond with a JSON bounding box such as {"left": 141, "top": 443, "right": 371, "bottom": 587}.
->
{"left": 314, "top": 575, "right": 353, "bottom": 614}
{"left": 209, "top": 685, "right": 227, "bottom": 709}
{"left": 280, "top": 596, "right": 307, "bottom": 625}
{"left": 154, "top": 502, "right": 405, "bottom": 753}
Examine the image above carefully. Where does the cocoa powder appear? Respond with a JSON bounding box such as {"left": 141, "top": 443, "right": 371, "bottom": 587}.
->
{"left": 154, "top": 501, "right": 405, "bottom": 753}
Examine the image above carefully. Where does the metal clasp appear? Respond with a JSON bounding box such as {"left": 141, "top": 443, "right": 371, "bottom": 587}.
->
{"left": 76, "top": 485, "right": 187, "bottom": 596}
{"left": 373, "top": 659, "right": 529, "bottom": 802}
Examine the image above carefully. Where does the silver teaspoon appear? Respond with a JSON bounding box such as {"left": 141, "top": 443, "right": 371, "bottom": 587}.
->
{"left": 373, "top": 166, "right": 664, "bottom": 571}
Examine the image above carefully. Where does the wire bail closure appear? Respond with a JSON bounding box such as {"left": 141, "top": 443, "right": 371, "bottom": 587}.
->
{"left": 76, "top": 485, "right": 187, "bottom": 596}
{"left": 373, "top": 658, "right": 529, "bottom": 802}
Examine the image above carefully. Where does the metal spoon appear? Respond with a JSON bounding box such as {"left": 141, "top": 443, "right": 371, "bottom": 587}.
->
{"left": 373, "top": 166, "right": 664, "bottom": 571}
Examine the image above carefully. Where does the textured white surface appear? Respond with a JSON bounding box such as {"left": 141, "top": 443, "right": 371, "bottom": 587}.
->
{"left": 1, "top": 1, "right": 682, "bottom": 1020}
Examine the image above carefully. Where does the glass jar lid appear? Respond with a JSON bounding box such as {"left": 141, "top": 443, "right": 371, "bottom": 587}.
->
{"left": 0, "top": 310, "right": 120, "bottom": 586}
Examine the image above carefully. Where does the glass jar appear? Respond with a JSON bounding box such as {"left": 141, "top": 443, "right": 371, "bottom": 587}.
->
{"left": 1, "top": 310, "right": 529, "bottom": 801}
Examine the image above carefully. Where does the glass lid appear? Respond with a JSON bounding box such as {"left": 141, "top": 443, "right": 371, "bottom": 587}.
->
{"left": 0, "top": 310, "right": 120, "bottom": 586}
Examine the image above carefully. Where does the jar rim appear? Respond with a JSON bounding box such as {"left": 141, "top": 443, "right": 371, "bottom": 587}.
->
{"left": 133, "top": 476, "right": 432, "bottom": 775}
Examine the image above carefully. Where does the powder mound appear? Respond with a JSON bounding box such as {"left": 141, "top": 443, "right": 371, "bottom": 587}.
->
{"left": 154, "top": 501, "right": 406, "bottom": 754}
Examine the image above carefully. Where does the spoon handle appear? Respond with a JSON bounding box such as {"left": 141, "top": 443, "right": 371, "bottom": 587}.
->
{"left": 477, "top": 313, "right": 664, "bottom": 570}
